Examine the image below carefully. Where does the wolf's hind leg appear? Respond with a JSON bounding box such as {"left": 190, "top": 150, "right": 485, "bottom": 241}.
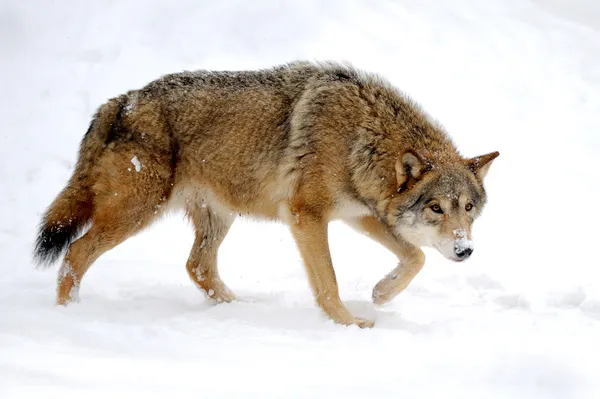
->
{"left": 346, "top": 216, "right": 425, "bottom": 305}
{"left": 57, "top": 190, "right": 166, "bottom": 304}
{"left": 56, "top": 145, "right": 171, "bottom": 305}
{"left": 185, "top": 203, "right": 235, "bottom": 303}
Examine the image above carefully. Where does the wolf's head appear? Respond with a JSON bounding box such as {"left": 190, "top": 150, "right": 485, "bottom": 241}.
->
{"left": 387, "top": 150, "right": 499, "bottom": 262}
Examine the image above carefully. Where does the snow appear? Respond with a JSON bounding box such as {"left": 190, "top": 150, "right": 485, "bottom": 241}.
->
{"left": 130, "top": 155, "right": 142, "bottom": 172}
{"left": 453, "top": 229, "right": 474, "bottom": 253}
{"left": 1, "top": 0, "right": 600, "bottom": 398}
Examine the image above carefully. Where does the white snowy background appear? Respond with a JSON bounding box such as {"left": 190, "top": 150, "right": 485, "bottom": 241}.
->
{"left": 1, "top": 0, "right": 599, "bottom": 398}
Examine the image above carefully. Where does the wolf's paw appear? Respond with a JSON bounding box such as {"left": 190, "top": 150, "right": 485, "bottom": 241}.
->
{"left": 333, "top": 314, "right": 374, "bottom": 328}
{"left": 205, "top": 283, "right": 236, "bottom": 304}
{"left": 326, "top": 306, "right": 375, "bottom": 328}
{"left": 372, "top": 272, "right": 408, "bottom": 305}
{"left": 56, "top": 279, "right": 80, "bottom": 305}
{"left": 353, "top": 317, "right": 375, "bottom": 329}
{"left": 56, "top": 290, "right": 80, "bottom": 305}
{"left": 372, "top": 285, "right": 393, "bottom": 305}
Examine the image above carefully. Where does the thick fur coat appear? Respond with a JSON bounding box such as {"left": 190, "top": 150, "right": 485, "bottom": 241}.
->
{"left": 35, "top": 62, "right": 498, "bottom": 327}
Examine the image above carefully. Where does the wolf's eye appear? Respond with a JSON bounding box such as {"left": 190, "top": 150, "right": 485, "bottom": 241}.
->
{"left": 430, "top": 204, "right": 443, "bottom": 214}
{"left": 465, "top": 203, "right": 473, "bottom": 211}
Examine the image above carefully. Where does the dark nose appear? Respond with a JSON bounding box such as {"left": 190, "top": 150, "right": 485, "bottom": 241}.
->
{"left": 455, "top": 247, "right": 473, "bottom": 259}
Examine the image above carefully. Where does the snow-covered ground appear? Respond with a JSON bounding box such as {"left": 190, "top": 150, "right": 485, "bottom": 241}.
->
{"left": 1, "top": 0, "right": 599, "bottom": 397}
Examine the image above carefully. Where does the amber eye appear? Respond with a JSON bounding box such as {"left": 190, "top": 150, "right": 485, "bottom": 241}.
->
{"left": 465, "top": 203, "right": 473, "bottom": 211}
{"left": 430, "top": 204, "right": 443, "bottom": 214}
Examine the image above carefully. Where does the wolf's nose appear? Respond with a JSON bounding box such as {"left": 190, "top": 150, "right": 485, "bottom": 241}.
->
{"left": 455, "top": 247, "right": 473, "bottom": 259}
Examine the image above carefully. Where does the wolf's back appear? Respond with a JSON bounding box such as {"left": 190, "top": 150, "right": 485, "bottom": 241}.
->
{"left": 34, "top": 96, "right": 126, "bottom": 266}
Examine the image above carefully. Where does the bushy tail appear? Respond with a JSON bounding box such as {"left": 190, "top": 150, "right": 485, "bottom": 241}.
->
{"left": 34, "top": 95, "right": 126, "bottom": 266}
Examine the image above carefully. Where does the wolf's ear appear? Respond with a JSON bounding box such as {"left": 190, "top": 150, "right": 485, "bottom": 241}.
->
{"left": 395, "top": 150, "right": 431, "bottom": 189}
{"left": 465, "top": 151, "right": 499, "bottom": 180}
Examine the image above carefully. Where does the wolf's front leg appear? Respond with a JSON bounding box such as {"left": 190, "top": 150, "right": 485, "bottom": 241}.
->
{"left": 347, "top": 216, "right": 425, "bottom": 305}
{"left": 291, "top": 212, "right": 374, "bottom": 328}
{"left": 372, "top": 256, "right": 424, "bottom": 305}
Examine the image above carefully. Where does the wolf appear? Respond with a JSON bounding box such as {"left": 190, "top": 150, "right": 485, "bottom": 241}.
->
{"left": 34, "top": 61, "right": 498, "bottom": 328}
